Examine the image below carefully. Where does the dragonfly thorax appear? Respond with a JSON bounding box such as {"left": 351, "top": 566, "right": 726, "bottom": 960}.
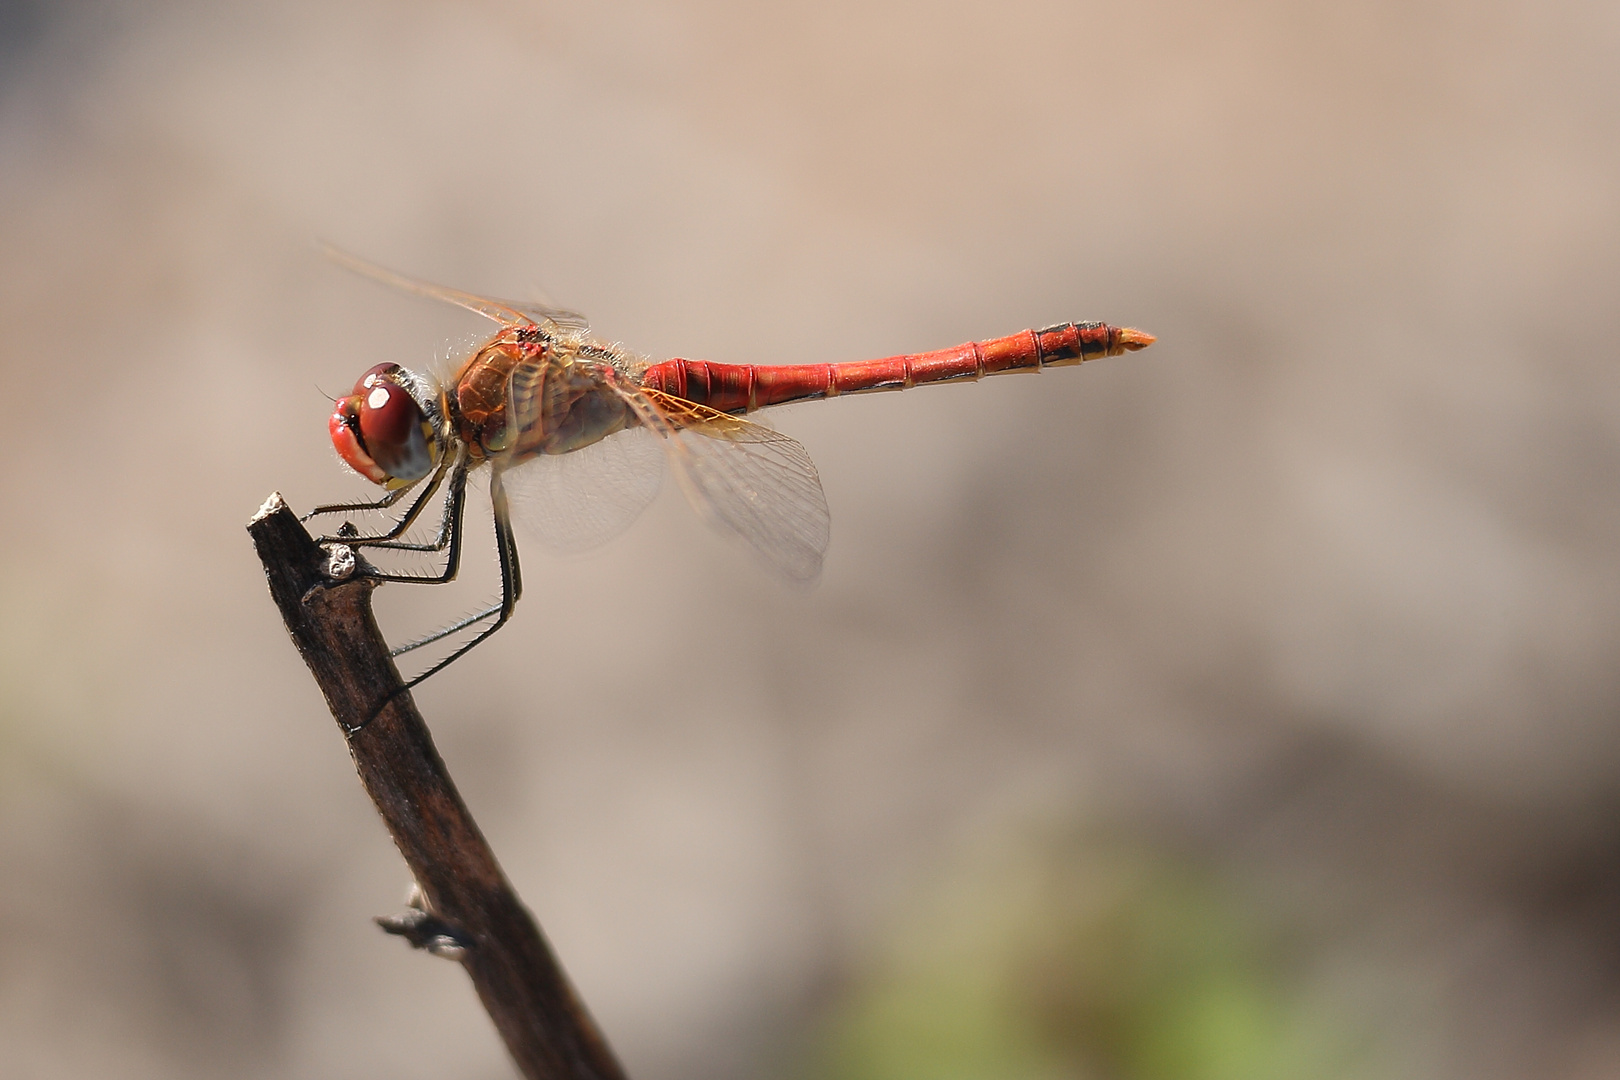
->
{"left": 446, "top": 335, "right": 634, "bottom": 464}
{"left": 329, "top": 363, "right": 442, "bottom": 489}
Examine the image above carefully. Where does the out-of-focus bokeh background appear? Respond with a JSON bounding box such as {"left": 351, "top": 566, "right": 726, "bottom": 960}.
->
{"left": 2, "top": 1, "right": 1618, "bottom": 1077}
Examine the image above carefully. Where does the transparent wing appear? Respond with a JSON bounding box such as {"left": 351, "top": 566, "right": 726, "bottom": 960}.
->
{"left": 619, "top": 387, "right": 829, "bottom": 583}
{"left": 501, "top": 428, "right": 666, "bottom": 552}
{"left": 322, "top": 244, "right": 590, "bottom": 332}
{"left": 501, "top": 299, "right": 592, "bottom": 334}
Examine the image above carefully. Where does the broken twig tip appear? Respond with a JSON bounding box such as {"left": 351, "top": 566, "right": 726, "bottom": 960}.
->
{"left": 251, "top": 491, "right": 288, "bottom": 524}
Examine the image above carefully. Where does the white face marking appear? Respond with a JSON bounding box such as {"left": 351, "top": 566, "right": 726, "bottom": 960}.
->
{"left": 368, "top": 386, "right": 392, "bottom": 410}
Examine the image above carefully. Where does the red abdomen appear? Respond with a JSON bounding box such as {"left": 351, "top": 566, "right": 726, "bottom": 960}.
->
{"left": 638, "top": 321, "right": 1152, "bottom": 413}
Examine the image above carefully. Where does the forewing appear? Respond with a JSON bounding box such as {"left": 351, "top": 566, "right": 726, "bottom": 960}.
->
{"left": 323, "top": 244, "right": 589, "bottom": 331}
{"left": 623, "top": 387, "right": 829, "bottom": 583}
{"left": 502, "top": 300, "right": 591, "bottom": 333}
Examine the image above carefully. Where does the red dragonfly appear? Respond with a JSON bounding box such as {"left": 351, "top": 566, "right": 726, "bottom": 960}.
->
{"left": 306, "top": 252, "right": 1153, "bottom": 687}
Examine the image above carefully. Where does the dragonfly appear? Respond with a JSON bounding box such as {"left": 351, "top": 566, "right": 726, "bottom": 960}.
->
{"left": 306, "top": 251, "right": 1154, "bottom": 692}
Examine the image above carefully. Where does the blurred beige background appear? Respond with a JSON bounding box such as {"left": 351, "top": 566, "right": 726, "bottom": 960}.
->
{"left": 1, "top": 1, "right": 1618, "bottom": 1077}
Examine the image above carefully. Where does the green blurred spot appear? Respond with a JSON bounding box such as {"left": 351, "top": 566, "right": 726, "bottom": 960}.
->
{"left": 809, "top": 833, "right": 1373, "bottom": 1080}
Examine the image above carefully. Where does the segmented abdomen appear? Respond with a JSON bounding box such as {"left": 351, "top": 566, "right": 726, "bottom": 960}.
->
{"left": 638, "top": 322, "right": 1137, "bottom": 413}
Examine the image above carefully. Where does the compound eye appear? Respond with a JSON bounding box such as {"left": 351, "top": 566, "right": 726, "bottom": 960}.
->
{"left": 353, "top": 362, "right": 405, "bottom": 395}
{"left": 357, "top": 379, "right": 435, "bottom": 483}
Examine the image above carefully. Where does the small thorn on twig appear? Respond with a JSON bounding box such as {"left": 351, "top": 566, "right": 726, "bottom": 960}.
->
{"left": 376, "top": 886, "right": 472, "bottom": 960}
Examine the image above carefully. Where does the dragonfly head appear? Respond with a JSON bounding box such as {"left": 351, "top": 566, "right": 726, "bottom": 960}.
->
{"left": 329, "top": 363, "right": 441, "bottom": 489}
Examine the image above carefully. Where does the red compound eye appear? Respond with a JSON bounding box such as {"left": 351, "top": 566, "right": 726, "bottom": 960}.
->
{"left": 353, "top": 362, "right": 404, "bottom": 395}
{"left": 328, "top": 365, "right": 437, "bottom": 486}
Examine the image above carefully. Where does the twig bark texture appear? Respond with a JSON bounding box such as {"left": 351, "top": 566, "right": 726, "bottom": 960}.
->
{"left": 248, "top": 493, "right": 626, "bottom": 1080}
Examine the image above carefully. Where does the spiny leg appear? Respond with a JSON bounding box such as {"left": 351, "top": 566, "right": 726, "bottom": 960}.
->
{"left": 339, "top": 459, "right": 488, "bottom": 735}
{"left": 338, "top": 461, "right": 523, "bottom": 732}
{"left": 390, "top": 465, "right": 523, "bottom": 683}
{"left": 302, "top": 484, "right": 411, "bottom": 522}
{"left": 390, "top": 603, "right": 505, "bottom": 656}
{"left": 351, "top": 452, "right": 472, "bottom": 586}
{"left": 304, "top": 457, "right": 451, "bottom": 547}
{"left": 361, "top": 452, "right": 468, "bottom": 555}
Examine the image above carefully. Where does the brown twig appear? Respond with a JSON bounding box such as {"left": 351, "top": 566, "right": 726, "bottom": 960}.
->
{"left": 247, "top": 492, "right": 626, "bottom": 1080}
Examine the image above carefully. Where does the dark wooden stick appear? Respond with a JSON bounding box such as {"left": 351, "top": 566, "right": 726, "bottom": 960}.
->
{"left": 247, "top": 492, "right": 626, "bottom": 1080}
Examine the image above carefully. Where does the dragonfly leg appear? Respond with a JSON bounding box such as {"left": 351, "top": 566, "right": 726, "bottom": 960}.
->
{"left": 388, "top": 466, "right": 523, "bottom": 686}
{"left": 390, "top": 601, "right": 503, "bottom": 656}
{"left": 305, "top": 458, "right": 451, "bottom": 547}
{"left": 301, "top": 484, "right": 410, "bottom": 522}
{"left": 341, "top": 465, "right": 522, "bottom": 733}
{"left": 359, "top": 461, "right": 464, "bottom": 554}
{"left": 334, "top": 462, "right": 520, "bottom": 734}
{"left": 348, "top": 453, "right": 472, "bottom": 586}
